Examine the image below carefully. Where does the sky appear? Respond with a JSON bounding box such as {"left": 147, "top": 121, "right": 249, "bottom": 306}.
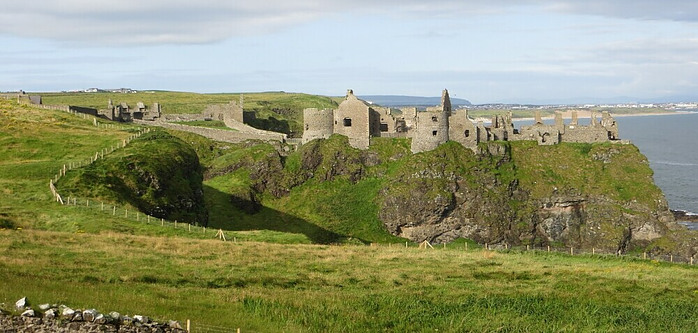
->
{"left": 1, "top": 1, "right": 697, "bottom": 104}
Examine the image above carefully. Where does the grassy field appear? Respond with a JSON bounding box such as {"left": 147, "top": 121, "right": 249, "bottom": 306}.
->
{"left": 1, "top": 229, "right": 696, "bottom": 332}
{"left": 40, "top": 91, "right": 338, "bottom": 137}
{"left": 2, "top": 98, "right": 697, "bottom": 331}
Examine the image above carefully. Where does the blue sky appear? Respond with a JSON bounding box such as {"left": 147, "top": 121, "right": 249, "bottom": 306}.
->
{"left": 1, "top": 1, "right": 697, "bottom": 104}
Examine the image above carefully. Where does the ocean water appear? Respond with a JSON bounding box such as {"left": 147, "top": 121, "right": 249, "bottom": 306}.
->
{"left": 615, "top": 112, "right": 698, "bottom": 215}
{"left": 513, "top": 112, "right": 698, "bottom": 215}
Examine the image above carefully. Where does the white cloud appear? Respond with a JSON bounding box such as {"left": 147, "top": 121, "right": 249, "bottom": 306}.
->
{"left": 2, "top": 1, "right": 697, "bottom": 45}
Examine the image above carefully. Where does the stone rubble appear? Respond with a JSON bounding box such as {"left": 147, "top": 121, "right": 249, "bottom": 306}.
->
{"left": 1, "top": 297, "right": 187, "bottom": 333}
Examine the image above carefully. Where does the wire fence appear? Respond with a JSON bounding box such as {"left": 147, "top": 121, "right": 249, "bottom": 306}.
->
{"left": 190, "top": 321, "right": 241, "bottom": 333}
{"left": 370, "top": 240, "right": 696, "bottom": 266}
{"left": 43, "top": 103, "right": 696, "bottom": 270}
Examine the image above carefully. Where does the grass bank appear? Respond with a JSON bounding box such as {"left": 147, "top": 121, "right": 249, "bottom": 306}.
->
{"left": 1, "top": 229, "right": 696, "bottom": 332}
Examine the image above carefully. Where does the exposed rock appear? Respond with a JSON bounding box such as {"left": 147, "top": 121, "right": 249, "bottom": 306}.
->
{"left": 39, "top": 303, "right": 51, "bottom": 311}
{"left": 93, "top": 313, "right": 107, "bottom": 324}
{"left": 109, "top": 311, "right": 121, "bottom": 321}
{"left": 134, "top": 315, "right": 150, "bottom": 324}
{"left": 168, "top": 320, "right": 183, "bottom": 329}
{"left": 72, "top": 310, "right": 84, "bottom": 322}
{"left": 61, "top": 306, "right": 75, "bottom": 318}
{"left": 44, "top": 308, "right": 58, "bottom": 319}
{"left": 15, "top": 297, "right": 28, "bottom": 309}
{"left": 82, "top": 308, "right": 98, "bottom": 322}
{"left": 21, "top": 309, "right": 35, "bottom": 317}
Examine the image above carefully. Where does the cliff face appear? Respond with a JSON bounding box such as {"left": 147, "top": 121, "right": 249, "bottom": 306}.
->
{"left": 212, "top": 135, "right": 683, "bottom": 253}
{"left": 378, "top": 141, "right": 674, "bottom": 252}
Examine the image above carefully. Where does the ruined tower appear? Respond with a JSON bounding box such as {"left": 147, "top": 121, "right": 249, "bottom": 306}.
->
{"left": 411, "top": 89, "right": 451, "bottom": 153}
{"left": 302, "top": 108, "right": 334, "bottom": 144}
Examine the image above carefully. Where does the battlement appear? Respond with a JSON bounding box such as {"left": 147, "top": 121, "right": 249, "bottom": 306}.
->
{"left": 302, "top": 89, "right": 621, "bottom": 153}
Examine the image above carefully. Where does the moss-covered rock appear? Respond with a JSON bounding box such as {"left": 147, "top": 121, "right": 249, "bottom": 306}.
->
{"left": 207, "top": 136, "right": 687, "bottom": 254}
{"left": 59, "top": 130, "right": 208, "bottom": 224}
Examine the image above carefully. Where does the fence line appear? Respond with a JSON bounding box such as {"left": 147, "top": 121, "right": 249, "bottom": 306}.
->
{"left": 40, "top": 99, "right": 695, "bottom": 267}
{"left": 370, "top": 240, "right": 696, "bottom": 266}
{"left": 190, "top": 322, "right": 241, "bottom": 333}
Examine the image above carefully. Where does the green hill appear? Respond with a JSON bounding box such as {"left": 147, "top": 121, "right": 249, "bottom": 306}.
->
{"left": 1, "top": 97, "right": 697, "bottom": 332}
{"left": 41, "top": 91, "right": 338, "bottom": 137}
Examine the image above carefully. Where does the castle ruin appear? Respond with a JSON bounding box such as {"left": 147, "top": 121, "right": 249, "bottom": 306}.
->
{"left": 302, "top": 89, "right": 620, "bottom": 153}
{"left": 102, "top": 100, "right": 161, "bottom": 122}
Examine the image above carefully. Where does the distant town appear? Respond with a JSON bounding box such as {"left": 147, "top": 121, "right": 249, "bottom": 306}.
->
{"left": 3, "top": 87, "right": 698, "bottom": 111}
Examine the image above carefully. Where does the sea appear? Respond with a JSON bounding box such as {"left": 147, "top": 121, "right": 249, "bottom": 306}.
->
{"left": 615, "top": 112, "right": 698, "bottom": 229}
{"left": 513, "top": 112, "right": 698, "bottom": 227}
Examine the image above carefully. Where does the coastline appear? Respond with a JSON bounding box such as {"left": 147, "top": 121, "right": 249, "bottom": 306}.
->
{"left": 473, "top": 110, "right": 694, "bottom": 123}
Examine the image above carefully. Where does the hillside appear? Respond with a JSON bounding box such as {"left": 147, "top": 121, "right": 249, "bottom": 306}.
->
{"left": 40, "top": 91, "right": 338, "bottom": 137}
{"left": 197, "top": 134, "right": 691, "bottom": 255}
{"left": 1, "top": 97, "right": 697, "bottom": 331}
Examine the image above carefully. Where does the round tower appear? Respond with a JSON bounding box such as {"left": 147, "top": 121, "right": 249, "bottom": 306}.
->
{"left": 302, "top": 108, "right": 334, "bottom": 144}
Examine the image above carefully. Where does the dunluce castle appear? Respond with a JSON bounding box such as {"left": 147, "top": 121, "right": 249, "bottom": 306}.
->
{"left": 302, "top": 89, "right": 620, "bottom": 153}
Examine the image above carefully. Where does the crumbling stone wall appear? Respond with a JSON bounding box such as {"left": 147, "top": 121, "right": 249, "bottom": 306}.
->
{"left": 448, "top": 109, "right": 478, "bottom": 150}
{"left": 410, "top": 109, "right": 450, "bottom": 153}
{"left": 301, "top": 88, "right": 622, "bottom": 154}
{"left": 302, "top": 108, "right": 334, "bottom": 144}
{"left": 332, "top": 90, "right": 373, "bottom": 149}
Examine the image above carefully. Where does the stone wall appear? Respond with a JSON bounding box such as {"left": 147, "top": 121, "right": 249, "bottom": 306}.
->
{"left": 134, "top": 120, "right": 286, "bottom": 143}
{"left": 302, "top": 108, "right": 334, "bottom": 144}
{"left": 448, "top": 109, "right": 478, "bottom": 150}
{"left": 332, "top": 90, "right": 372, "bottom": 150}
{"left": 411, "top": 109, "right": 450, "bottom": 153}
{"left": 2, "top": 297, "right": 186, "bottom": 333}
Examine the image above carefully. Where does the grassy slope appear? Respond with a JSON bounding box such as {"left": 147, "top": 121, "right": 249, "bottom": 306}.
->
{"left": 2, "top": 98, "right": 697, "bottom": 331}
{"left": 0, "top": 99, "right": 299, "bottom": 242}
{"left": 41, "top": 91, "right": 338, "bottom": 136}
{"left": 1, "top": 229, "right": 696, "bottom": 332}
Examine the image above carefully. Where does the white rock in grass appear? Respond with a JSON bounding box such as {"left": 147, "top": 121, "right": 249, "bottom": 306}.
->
{"left": 21, "top": 309, "right": 35, "bottom": 317}
{"left": 83, "top": 309, "right": 99, "bottom": 322}
{"left": 61, "top": 307, "right": 75, "bottom": 318}
{"left": 44, "top": 308, "right": 58, "bottom": 319}
{"left": 15, "top": 297, "right": 28, "bottom": 309}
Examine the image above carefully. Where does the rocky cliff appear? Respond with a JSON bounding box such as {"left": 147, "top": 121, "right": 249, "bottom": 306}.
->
{"left": 220, "top": 135, "right": 690, "bottom": 254}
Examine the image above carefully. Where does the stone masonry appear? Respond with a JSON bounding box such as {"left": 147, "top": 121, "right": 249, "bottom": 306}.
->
{"left": 302, "top": 89, "right": 621, "bottom": 153}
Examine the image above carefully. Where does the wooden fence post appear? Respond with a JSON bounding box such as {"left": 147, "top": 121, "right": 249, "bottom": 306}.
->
{"left": 570, "top": 247, "right": 574, "bottom": 255}
{"left": 113, "top": 206, "right": 116, "bottom": 215}
{"left": 643, "top": 252, "right": 647, "bottom": 260}
{"left": 547, "top": 245, "right": 550, "bottom": 252}
{"left": 161, "top": 218, "right": 164, "bottom": 226}
{"left": 186, "top": 319, "right": 190, "bottom": 332}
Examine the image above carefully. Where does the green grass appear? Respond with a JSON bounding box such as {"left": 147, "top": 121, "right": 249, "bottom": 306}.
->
{"left": 172, "top": 120, "right": 238, "bottom": 131}
{"left": 2, "top": 97, "right": 698, "bottom": 331}
{"left": 1, "top": 229, "right": 696, "bottom": 332}
{"left": 40, "top": 91, "right": 339, "bottom": 137}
